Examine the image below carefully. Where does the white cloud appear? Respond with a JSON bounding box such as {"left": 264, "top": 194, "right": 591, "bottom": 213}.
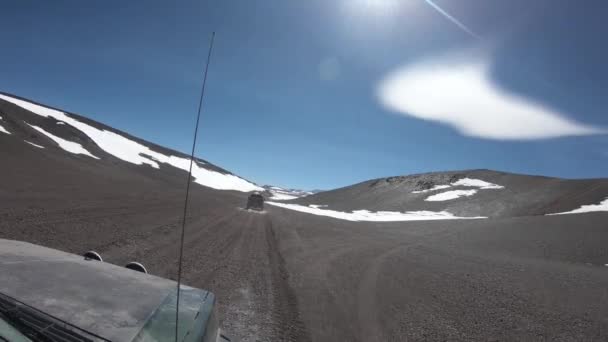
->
{"left": 377, "top": 55, "right": 605, "bottom": 140}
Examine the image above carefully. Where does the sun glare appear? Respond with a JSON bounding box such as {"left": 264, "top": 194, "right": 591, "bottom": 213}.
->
{"left": 347, "top": 0, "right": 401, "bottom": 15}
{"left": 359, "top": 0, "right": 399, "bottom": 11}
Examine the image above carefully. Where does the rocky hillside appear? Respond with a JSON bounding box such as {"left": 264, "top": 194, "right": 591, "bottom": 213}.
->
{"left": 289, "top": 169, "right": 608, "bottom": 218}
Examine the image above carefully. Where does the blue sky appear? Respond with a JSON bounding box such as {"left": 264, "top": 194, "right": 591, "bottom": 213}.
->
{"left": 1, "top": 0, "right": 607, "bottom": 190}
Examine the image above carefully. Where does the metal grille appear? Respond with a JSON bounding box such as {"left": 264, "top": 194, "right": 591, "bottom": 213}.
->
{"left": 0, "top": 292, "right": 107, "bottom": 342}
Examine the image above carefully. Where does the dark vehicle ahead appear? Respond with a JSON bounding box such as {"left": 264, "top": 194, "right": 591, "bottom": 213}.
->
{"left": 246, "top": 193, "right": 264, "bottom": 211}
{"left": 0, "top": 239, "right": 229, "bottom": 342}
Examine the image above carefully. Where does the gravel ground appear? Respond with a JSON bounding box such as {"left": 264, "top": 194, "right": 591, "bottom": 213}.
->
{"left": 2, "top": 106, "right": 608, "bottom": 341}
{"left": 270, "top": 207, "right": 608, "bottom": 341}
{"left": 3, "top": 190, "right": 607, "bottom": 341}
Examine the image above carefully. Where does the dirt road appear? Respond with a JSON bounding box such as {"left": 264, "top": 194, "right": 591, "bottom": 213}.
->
{"left": 269, "top": 206, "right": 608, "bottom": 341}
{"left": 2, "top": 191, "right": 608, "bottom": 341}
{"left": 0, "top": 190, "right": 309, "bottom": 342}
{"left": 3, "top": 93, "right": 608, "bottom": 341}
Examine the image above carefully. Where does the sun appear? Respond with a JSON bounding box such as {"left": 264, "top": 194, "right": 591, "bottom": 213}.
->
{"left": 346, "top": 0, "right": 402, "bottom": 17}
{"left": 358, "top": 0, "right": 400, "bottom": 12}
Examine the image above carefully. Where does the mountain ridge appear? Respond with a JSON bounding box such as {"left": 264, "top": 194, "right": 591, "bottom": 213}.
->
{"left": 1, "top": 91, "right": 608, "bottom": 342}
{"left": 2, "top": 91, "right": 607, "bottom": 221}
{"left": 0, "top": 91, "right": 261, "bottom": 192}
{"left": 288, "top": 169, "right": 608, "bottom": 218}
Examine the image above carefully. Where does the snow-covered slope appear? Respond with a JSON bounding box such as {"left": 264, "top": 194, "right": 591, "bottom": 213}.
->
{"left": 267, "top": 201, "right": 485, "bottom": 222}
{"left": 0, "top": 116, "right": 10, "bottom": 135}
{"left": 548, "top": 197, "right": 608, "bottom": 215}
{"left": 0, "top": 92, "right": 262, "bottom": 192}
{"left": 262, "top": 185, "right": 313, "bottom": 200}
{"left": 1, "top": 92, "right": 606, "bottom": 222}
{"left": 27, "top": 123, "right": 99, "bottom": 159}
{"left": 289, "top": 170, "right": 608, "bottom": 219}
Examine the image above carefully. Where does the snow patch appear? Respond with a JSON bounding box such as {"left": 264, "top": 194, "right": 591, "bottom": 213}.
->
{"left": 412, "top": 178, "right": 503, "bottom": 195}
{"left": 267, "top": 202, "right": 485, "bottom": 222}
{"left": 0, "top": 123, "right": 10, "bottom": 135}
{"left": 547, "top": 198, "right": 608, "bottom": 215}
{"left": 412, "top": 184, "right": 452, "bottom": 193}
{"left": 0, "top": 94, "right": 262, "bottom": 192}
{"left": 269, "top": 193, "right": 299, "bottom": 201}
{"left": 426, "top": 190, "right": 478, "bottom": 201}
{"left": 27, "top": 124, "right": 98, "bottom": 159}
{"left": 412, "top": 177, "right": 503, "bottom": 200}
{"left": 56, "top": 121, "right": 66, "bottom": 125}
{"left": 266, "top": 186, "right": 312, "bottom": 200}
{"left": 452, "top": 178, "right": 504, "bottom": 189}
{"left": 25, "top": 141, "right": 44, "bottom": 149}
{"left": 0, "top": 116, "right": 9, "bottom": 134}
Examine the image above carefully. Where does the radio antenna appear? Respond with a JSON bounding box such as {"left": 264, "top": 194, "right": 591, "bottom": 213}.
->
{"left": 175, "top": 31, "right": 215, "bottom": 342}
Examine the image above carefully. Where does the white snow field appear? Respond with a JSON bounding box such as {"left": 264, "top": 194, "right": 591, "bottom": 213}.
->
{"left": 426, "top": 189, "right": 478, "bottom": 201}
{"left": 267, "top": 202, "right": 486, "bottom": 222}
{"left": 24, "top": 141, "right": 44, "bottom": 149}
{"left": 547, "top": 198, "right": 608, "bottom": 215}
{"left": 266, "top": 185, "right": 313, "bottom": 200}
{"left": 0, "top": 116, "right": 10, "bottom": 134}
{"left": 0, "top": 123, "right": 10, "bottom": 135}
{"left": 412, "top": 184, "right": 452, "bottom": 193}
{"left": 452, "top": 178, "right": 504, "bottom": 189}
{"left": 412, "top": 177, "right": 504, "bottom": 196}
{"left": 414, "top": 177, "right": 504, "bottom": 201}
{"left": 0, "top": 94, "right": 262, "bottom": 192}
{"left": 28, "top": 124, "right": 98, "bottom": 159}
{"left": 269, "top": 193, "right": 299, "bottom": 200}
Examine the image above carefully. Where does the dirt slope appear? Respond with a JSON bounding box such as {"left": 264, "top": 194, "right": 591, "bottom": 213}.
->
{"left": 1, "top": 92, "right": 608, "bottom": 341}
{"left": 292, "top": 169, "right": 608, "bottom": 217}
{"left": 0, "top": 132, "right": 308, "bottom": 341}
{"left": 269, "top": 205, "right": 608, "bottom": 341}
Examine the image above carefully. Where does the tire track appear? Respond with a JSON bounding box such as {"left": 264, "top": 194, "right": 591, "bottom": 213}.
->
{"left": 265, "top": 216, "right": 311, "bottom": 342}
{"left": 356, "top": 245, "right": 402, "bottom": 342}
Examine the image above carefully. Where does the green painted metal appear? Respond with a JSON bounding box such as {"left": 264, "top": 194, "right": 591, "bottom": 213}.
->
{"left": 0, "top": 318, "right": 33, "bottom": 342}
{"left": 133, "top": 287, "right": 218, "bottom": 342}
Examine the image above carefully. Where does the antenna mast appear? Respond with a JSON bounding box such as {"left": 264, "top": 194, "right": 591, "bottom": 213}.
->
{"left": 175, "top": 31, "right": 216, "bottom": 341}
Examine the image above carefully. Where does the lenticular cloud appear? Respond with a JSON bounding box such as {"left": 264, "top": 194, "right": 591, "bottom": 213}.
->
{"left": 377, "top": 56, "right": 605, "bottom": 140}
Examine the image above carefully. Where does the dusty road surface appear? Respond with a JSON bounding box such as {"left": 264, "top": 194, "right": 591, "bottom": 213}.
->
{"left": 0, "top": 134, "right": 305, "bottom": 341}
{"left": 0, "top": 191, "right": 309, "bottom": 341}
{"left": 269, "top": 207, "right": 608, "bottom": 341}
{"left": 2, "top": 117, "right": 608, "bottom": 341}
{"left": 3, "top": 188, "right": 608, "bottom": 341}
